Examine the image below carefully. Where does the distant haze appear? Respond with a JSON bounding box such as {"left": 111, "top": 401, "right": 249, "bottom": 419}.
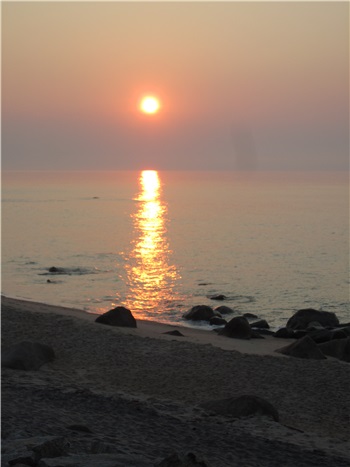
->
{"left": 2, "top": 2, "right": 349, "bottom": 171}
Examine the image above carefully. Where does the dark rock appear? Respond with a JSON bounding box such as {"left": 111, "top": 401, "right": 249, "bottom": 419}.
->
{"left": 276, "top": 335, "right": 326, "bottom": 360}
{"left": 67, "top": 424, "right": 93, "bottom": 433}
{"left": 31, "top": 436, "right": 69, "bottom": 460}
{"left": 5, "top": 449, "right": 36, "bottom": 466}
{"left": 293, "top": 330, "right": 307, "bottom": 339}
{"left": 274, "top": 327, "right": 296, "bottom": 339}
{"left": 307, "top": 328, "right": 349, "bottom": 344}
{"left": 219, "top": 316, "right": 252, "bottom": 339}
{"left": 250, "top": 319, "right": 270, "bottom": 329}
{"left": 48, "top": 266, "right": 58, "bottom": 272}
{"left": 209, "top": 317, "right": 227, "bottom": 326}
{"left": 318, "top": 337, "right": 350, "bottom": 362}
{"left": 286, "top": 308, "right": 339, "bottom": 330}
{"left": 306, "top": 321, "right": 324, "bottom": 330}
{"left": 2, "top": 341, "right": 55, "bottom": 371}
{"left": 2, "top": 437, "right": 69, "bottom": 466}
{"left": 200, "top": 395, "right": 279, "bottom": 422}
{"left": 95, "top": 307, "right": 137, "bottom": 328}
{"left": 209, "top": 294, "right": 226, "bottom": 301}
{"left": 214, "top": 306, "right": 234, "bottom": 315}
{"left": 274, "top": 328, "right": 308, "bottom": 339}
{"left": 306, "top": 329, "right": 334, "bottom": 344}
{"left": 243, "top": 313, "right": 258, "bottom": 319}
{"left": 335, "top": 322, "right": 350, "bottom": 328}
{"left": 183, "top": 305, "right": 215, "bottom": 322}
{"left": 163, "top": 330, "right": 184, "bottom": 337}
{"left": 155, "top": 452, "right": 210, "bottom": 467}
{"left": 333, "top": 328, "right": 350, "bottom": 338}
{"left": 48, "top": 266, "right": 65, "bottom": 274}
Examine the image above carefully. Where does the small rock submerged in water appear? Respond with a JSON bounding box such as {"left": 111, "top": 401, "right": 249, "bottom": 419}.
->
{"left": 209, "top": 316, "right": 227, "bottom": 326}
{"left": 209, "top": 294, "right": 227, "bottom": 301}
{"left": 214, "top": 305, "right": 234, "bottom": 315}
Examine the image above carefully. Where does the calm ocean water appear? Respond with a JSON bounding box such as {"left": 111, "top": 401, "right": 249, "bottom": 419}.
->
{"left": 2, "top": 170, "right": 349, "bottom": 329}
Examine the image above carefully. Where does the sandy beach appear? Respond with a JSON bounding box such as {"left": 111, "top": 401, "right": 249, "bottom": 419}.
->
{"left": 2, "top": 295, "right": 350, "bottom": 466}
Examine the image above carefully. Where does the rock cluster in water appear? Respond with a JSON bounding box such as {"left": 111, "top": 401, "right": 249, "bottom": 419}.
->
{"left": 183, "top": 305, "right": 350, "bottom": 362}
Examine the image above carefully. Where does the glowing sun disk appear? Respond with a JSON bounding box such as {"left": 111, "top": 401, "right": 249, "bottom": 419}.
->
{"left": 140, "top": 96, "right": 160, "bottom": 114}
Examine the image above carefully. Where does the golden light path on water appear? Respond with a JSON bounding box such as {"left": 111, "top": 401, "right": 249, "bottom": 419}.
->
{"left": 124, "top": 170, "right": 180, "bottom": 318}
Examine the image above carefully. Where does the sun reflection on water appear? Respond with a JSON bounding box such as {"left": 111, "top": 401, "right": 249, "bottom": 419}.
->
{"left": 124, "top": 170, "right": 180, "bottom": 318}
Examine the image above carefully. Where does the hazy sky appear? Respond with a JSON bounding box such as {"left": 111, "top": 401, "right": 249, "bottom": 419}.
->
{"left": 2, "top": 1, "right": 349, "bottom": 171}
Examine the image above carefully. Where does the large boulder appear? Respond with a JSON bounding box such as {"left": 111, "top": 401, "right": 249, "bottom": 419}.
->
{"left": 1, "top": 341, "right": 55, "bottom": 370}
{"left": 200, "top": 395, "right": 279, "bottom": 422}
{"left": 318, "top": 337, "right": 350, "bottom": 362}
{"left": 286, "top": 309, "right": 339, "bottom": 330}
{"left": 219, "top": 316, "right": 252, "bottom": 339}
{"left": 95, "top": 307, "right": 137, "bottom": 328}
{"left": 183, "top": 305, "right": 215, "bottom": 322}
{"left": 276, "top": 335, "right": 326, "bottom": 360}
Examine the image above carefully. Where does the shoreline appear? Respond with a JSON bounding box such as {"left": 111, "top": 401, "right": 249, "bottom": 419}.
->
{"left": 2, "top": 294, "right": 350, "bottom": 466}
{"left": 1, "top": 295, "right": 292, "bottom": 357}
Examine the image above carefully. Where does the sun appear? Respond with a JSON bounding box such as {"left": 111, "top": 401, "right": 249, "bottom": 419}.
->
{"left": 139, "top": 96, "right": 160, "bottom": 115}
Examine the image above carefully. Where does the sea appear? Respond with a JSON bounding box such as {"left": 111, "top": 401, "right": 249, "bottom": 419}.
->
{"left": 2, "top": 170, "right": 349, "bottom": 330}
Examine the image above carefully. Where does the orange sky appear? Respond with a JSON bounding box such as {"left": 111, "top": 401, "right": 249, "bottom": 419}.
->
{"left": 2, "top": 1, "right": 349, "bottom": 171}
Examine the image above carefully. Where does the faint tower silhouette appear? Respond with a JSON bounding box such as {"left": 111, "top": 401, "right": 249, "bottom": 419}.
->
{"left": 231, "top": 124, "right": 257, "bottom": 171}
